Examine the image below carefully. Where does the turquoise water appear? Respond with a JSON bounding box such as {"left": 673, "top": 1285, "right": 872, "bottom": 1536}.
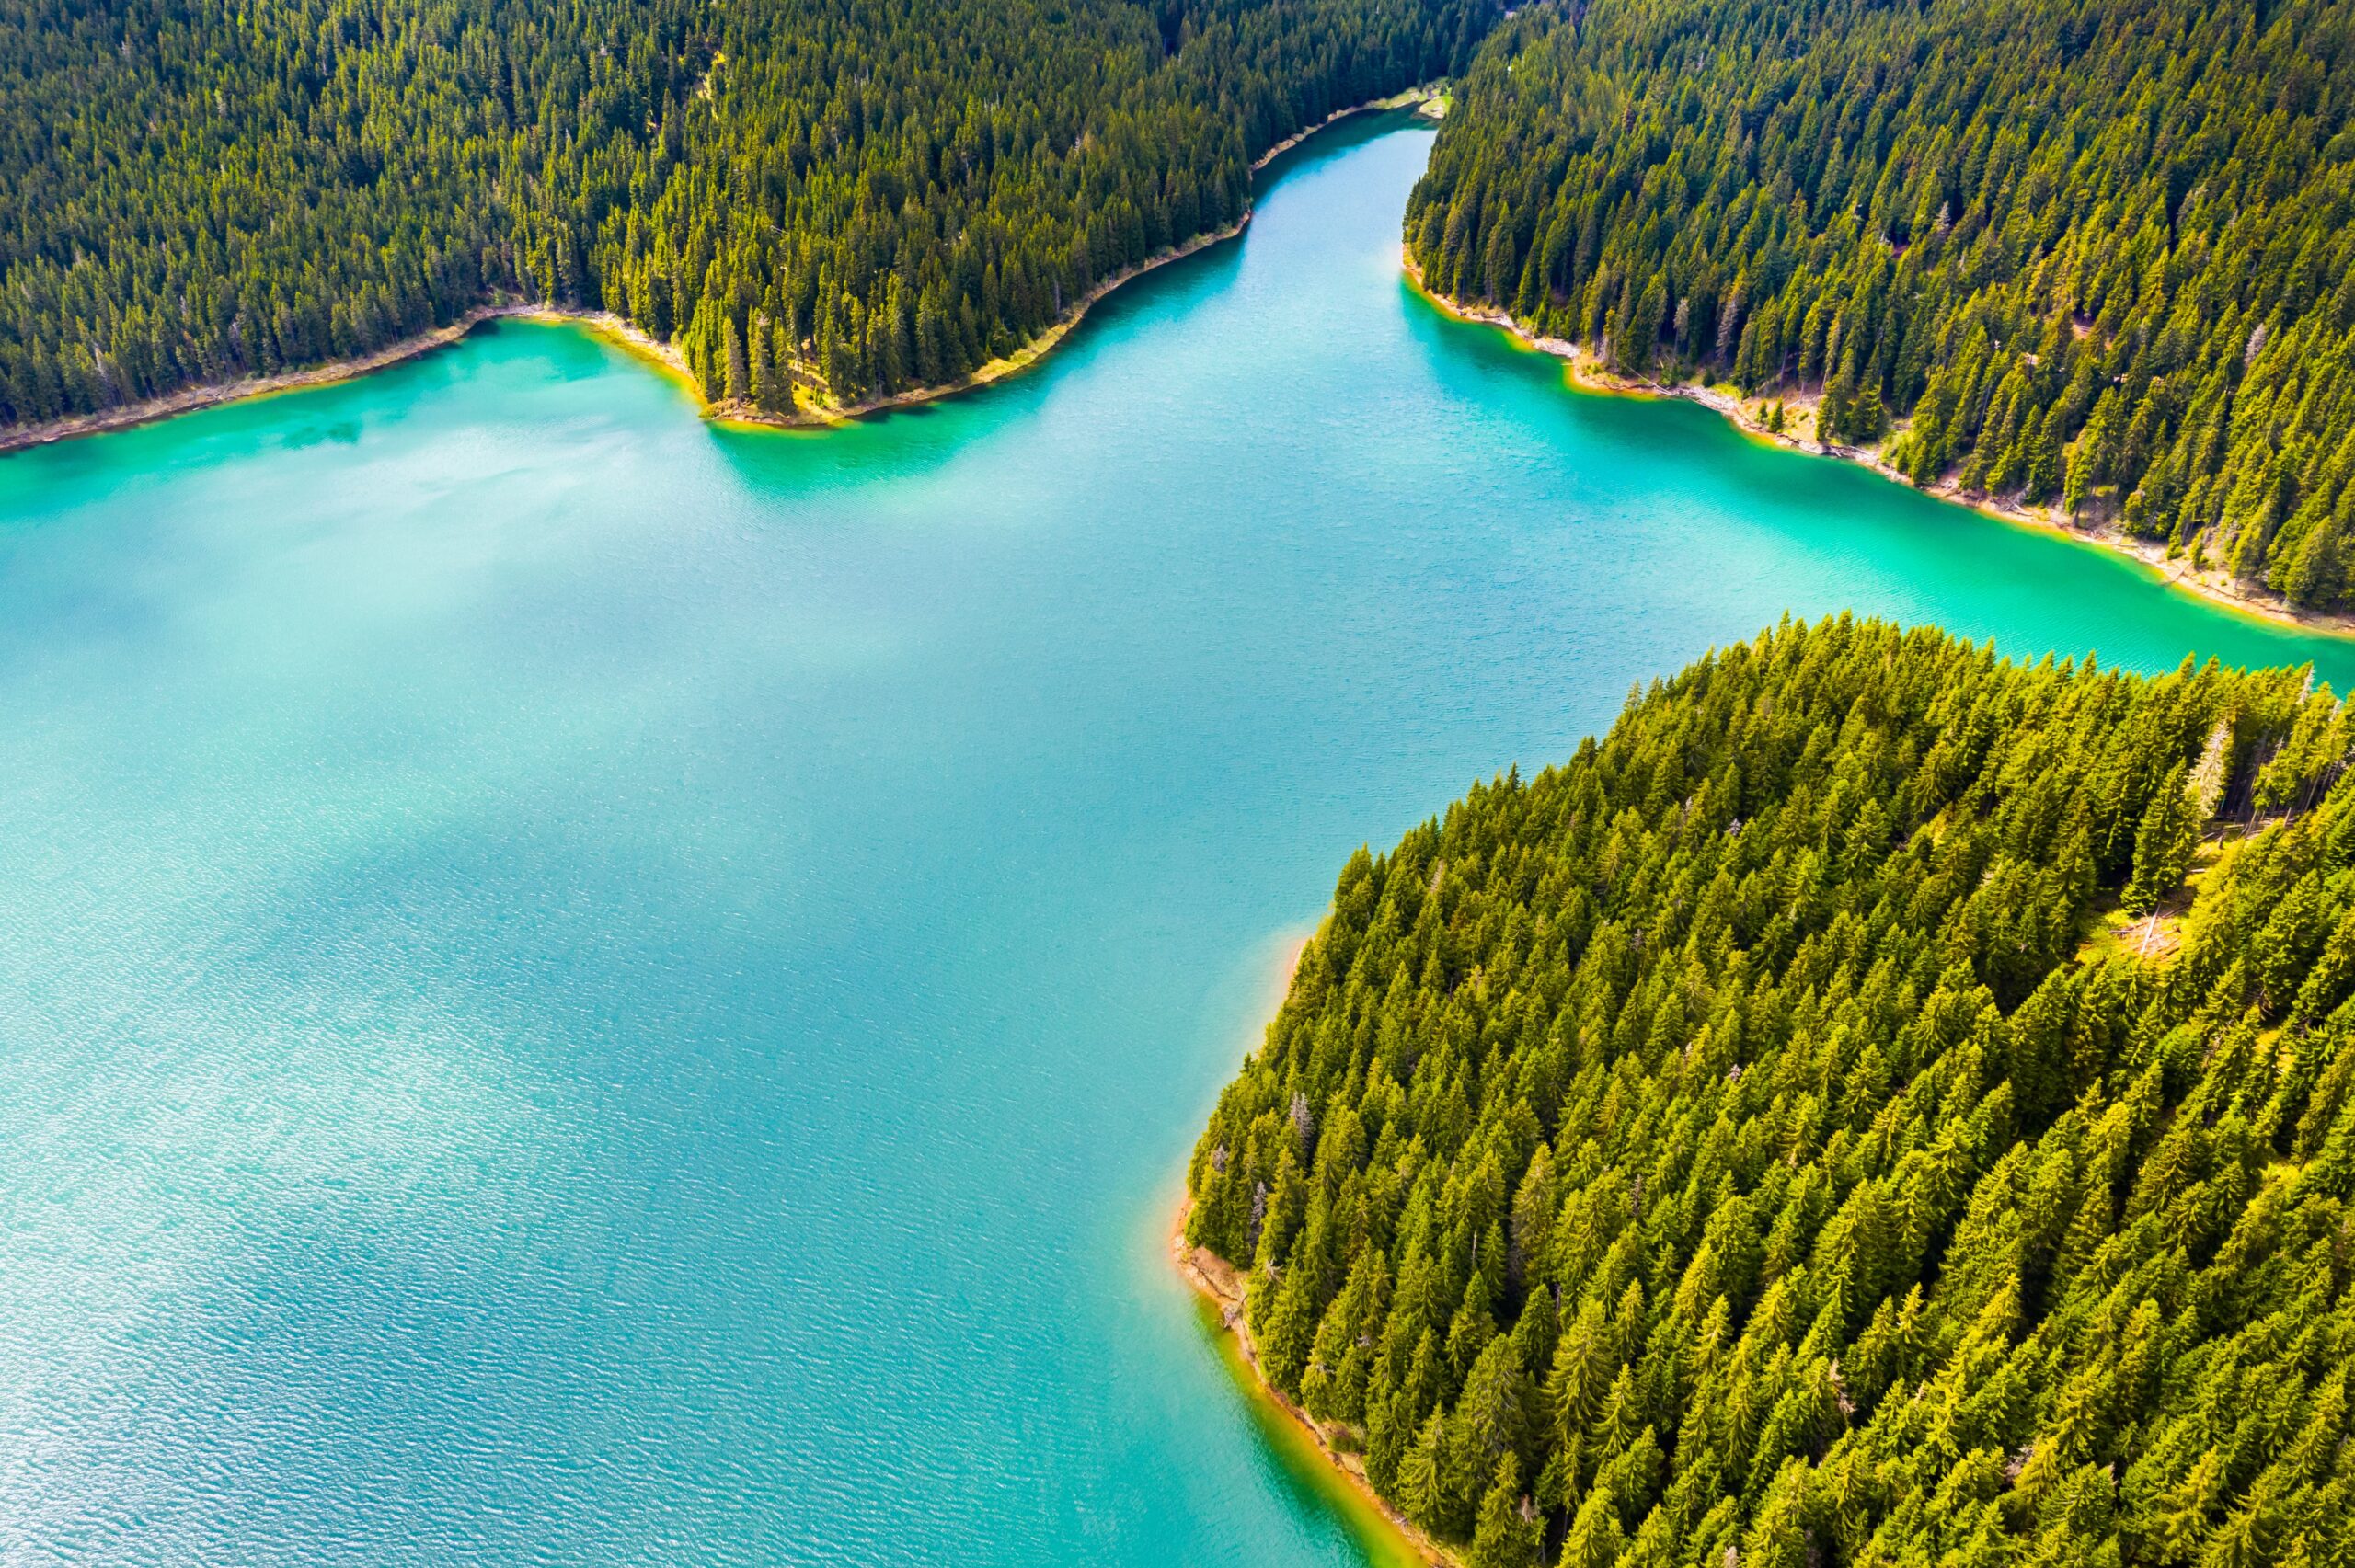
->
{"left": 0, "top": 114, "right": 2348, "bottom": 1567}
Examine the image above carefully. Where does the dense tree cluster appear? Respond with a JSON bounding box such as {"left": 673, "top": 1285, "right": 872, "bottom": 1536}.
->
{"left": 1188, "top": 616, "right": 2355, "bottom": 1568}
{"left": 0, "top": 0, "right": 1488, "bottom": 428}
{"left": 1404, "top": 0, "right": 2355, "bottom": 610}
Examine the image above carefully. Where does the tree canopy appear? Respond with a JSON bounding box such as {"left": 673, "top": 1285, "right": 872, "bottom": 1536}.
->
{"left": 1406, "top": 0, "right": 2355, "bottom": 610}
{"left": 1189, "top": 615, "right": 2355, "bottom": 1568}
{"left": 0, "top": 0, "right": 1490, "bottom": 426}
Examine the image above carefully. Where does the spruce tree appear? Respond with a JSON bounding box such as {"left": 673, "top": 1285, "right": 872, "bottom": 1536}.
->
{"left": 1470, "top": 1457, "right": 1539, "bottom": 1568}
{"left": 724, "top": 319, "right": 750, "bottom": 406}
{"left": 2124, "top": 761, "right": 2200, "bottom": 917}
{"left": 1402, "top": 0, "right": 2355, "bottom": 607}
{"left": 0, "top": 0, "right": 1498, "bottom": 424}
{"left": 1188, "top": 618, "right": 2355, "bottom": 1568}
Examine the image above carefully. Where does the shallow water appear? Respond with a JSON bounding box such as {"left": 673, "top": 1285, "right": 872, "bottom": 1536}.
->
{"left": 0, "top": 114, "right": 2346, "bottom": 1568}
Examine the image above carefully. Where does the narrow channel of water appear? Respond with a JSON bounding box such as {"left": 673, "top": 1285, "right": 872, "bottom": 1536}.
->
{"left": 0, "top": 113, "right": 2343, "bottom": 1568}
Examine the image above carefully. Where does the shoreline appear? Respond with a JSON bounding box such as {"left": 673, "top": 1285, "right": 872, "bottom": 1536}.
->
{"left": 0, "top": 301, "right": 704, "bottom": 457}
{"left": 1169, "top": 1196, "right": 1460, "bottom": 1568}
{"left": 1402, "top": 259, "right": 2355, "bottom": 644}
{"left": 714, "top": 219, "right": 1252, "bottom": 431}
{"left": 552, "top": 81, "right": 1437, "bottom": 432}
{"left": 1165, "top": 924, "right": 1463, "bottom": 1568}
{"left": 0, "top": 86, "right": 1441, "bottom": 458}
{"left": 1245, "top": 84, "right": 1441, "bottom": 177}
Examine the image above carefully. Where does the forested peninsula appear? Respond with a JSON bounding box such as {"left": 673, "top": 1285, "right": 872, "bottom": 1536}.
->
{"left": 1405, "top": 0, "right": 2355, "bottom": 620}
{"left": 1183, "top": 616, "right": 2355, "bottom": 1568}
{"left": 0, "top": 0, "right": 1488, "bottom": 439}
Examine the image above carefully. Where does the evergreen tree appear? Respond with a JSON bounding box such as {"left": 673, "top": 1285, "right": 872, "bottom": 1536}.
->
{"left": 1404, "top": 0, "right": 2355, "bottom": 609}
{"left": 1470, "top": 1456, "right": 1539, "bottom": 1568}
{"left": 0, "top": 0, "right": 1495, "bottom": 424}
{"left": 724, "top": 318, "right": 750, "bottom": 406}
{"left": 2124, "top": 761, "right": 2200, "bottom": 917}
{"left": 1187, "top": 616, "right": 2355, "bottom": 1564}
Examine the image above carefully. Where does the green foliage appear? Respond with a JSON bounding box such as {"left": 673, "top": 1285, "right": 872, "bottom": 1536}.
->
{"left": 1188, "top": 615, "right": 2355, "bottom": 1564}
{"left": 1404, "top": 0, "right": 2355, "bottom": 608}
{"left": 0, "top": 0, "right": 1492, "bottom": 424}
{"left": 2123, "top": 762, "right": 2198, "bottom": 917}
{"left": 1473, "top": 1455, "right": 1542, "bottom": 1568}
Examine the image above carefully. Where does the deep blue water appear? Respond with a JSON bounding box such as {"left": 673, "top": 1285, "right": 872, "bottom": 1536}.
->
{"left": 0, "top": 115, "right": 2347, "bottom": 1568}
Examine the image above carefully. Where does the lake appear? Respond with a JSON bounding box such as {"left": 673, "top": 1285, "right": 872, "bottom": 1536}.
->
{"left": 0, "top": 112, "right": 2344, "bottom": 1568}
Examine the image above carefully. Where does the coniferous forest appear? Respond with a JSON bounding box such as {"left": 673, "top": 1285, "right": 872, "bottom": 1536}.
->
{"left": 1187, "top": 617, "right": 2355, "bottom": 1568}
{"left": 0, "top": 0, "right": 1488, "bottom": 428}
{"left": 1404, "top": 0, "right": 2355, "bottom": 612}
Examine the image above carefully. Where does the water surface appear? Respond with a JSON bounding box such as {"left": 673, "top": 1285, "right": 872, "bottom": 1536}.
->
{"left": 0, "top": 114, "right": 2347, "bottom": 1568}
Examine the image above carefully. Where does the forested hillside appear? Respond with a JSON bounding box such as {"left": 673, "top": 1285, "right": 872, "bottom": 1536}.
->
{"left": 1187, "top": 617, "right": 2355, "bottom": 1568}
{"left": 1405, "top": 0, "right": 2355, "bottom": 611}
{"left": 0, "top": 0, "right": 1488, "bottom": 429}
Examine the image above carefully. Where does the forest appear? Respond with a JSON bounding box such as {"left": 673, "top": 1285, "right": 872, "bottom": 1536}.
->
{"left": 1405, "top": 0, "right": 2355, "bottom": 611}
{"left": 0, "top": 0, "right": 1488, "bottom": 427}
{"left": 1187, "top": 616, "right": 2355, "bottom": 1567}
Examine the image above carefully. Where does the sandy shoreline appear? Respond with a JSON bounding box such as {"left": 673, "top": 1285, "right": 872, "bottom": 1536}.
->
{"left": 714, "top": 219, "right": 1252, "bottom": 432}
{"left": 1165, "top": 925, "right": 1462, "bottom": 1568}
{"left": 0, "top": 301, "right": 709, "bottom": 457}
{"left": 0, "top": 86, "right": 1441, "bottom": 458}
{"left": 1403, "top": 259, "right": 2355, "bottom": 643}
{"left": 1170, "top": 1199, "right": 1459, "bottom": 1568}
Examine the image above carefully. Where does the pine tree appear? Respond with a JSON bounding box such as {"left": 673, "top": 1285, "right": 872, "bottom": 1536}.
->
{"left": 1260, "top": 1266, "right": 1320, "bottom": 1393}
{"left": 2025, "top": 408, "right": 2064, "bottom": 504}
{"left": 1820, "top": 376, "right": 1852, "bottom": 449}
{"left": 1458, "top": 1338, "right": 1533, "bottom": 1469}
{"left": 1848, "top": 379, "right": 1885, "bottom": 446}
{"left": 1, "top": 0, "right": 1496, "bottom": 425}
{"left": 1399, "top": 1410, "right": 1455, "bottom": 1535}
{"left": 2123, "top": 761, "right": 2200, "bottom": 918}
{"left": 1400, "top": 0, "right": 2355, "bottom": 608}
{"left": 1471, "top": 1456, "right": 1540, "bottom": 1568}
{"left": 1188, "top": 618, "right": 2355, "bottom": 1568}
{"left": 724, "top": 318, "right": 750, "bottom": 406}
{"left": 750, "top": 315, "right": 778, "bottom": 411}
{"left": 1561, "top": 1483, "right": 1625, "bottom": 1568}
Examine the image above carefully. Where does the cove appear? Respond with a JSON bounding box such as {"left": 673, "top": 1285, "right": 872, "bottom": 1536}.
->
{"left": 0, "top": 112, "right": 2349, "bottom": 1568}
